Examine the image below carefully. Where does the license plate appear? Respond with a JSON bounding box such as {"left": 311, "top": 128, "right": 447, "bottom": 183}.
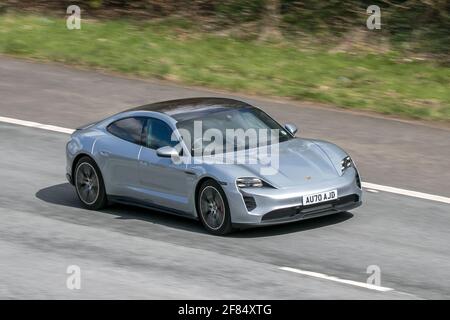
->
{"left": 303, "top": 190, "right": 338, "bottom": 206}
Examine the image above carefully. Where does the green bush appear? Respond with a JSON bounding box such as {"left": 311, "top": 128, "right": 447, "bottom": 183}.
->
{"left": 3, "top": 0, "right": 449, "bottom": 55}
{"left": 215, "top": 0, "right": 266, "bottom": 23}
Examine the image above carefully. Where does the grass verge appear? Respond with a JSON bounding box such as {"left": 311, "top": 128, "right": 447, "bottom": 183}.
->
{"left": 1, "top": 13, "right": 449, "bottom": 121}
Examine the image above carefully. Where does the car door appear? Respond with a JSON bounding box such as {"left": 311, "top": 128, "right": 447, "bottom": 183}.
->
{"left": 137, "top": 117, "right": 192, "bottom": 213}
{"left": 96, "top": 116, "right": 145, "bottom": 198}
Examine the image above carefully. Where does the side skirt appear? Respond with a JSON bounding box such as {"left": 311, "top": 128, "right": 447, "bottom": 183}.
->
{"left": 108, "top": 195, "right": 198, "bottom": 220}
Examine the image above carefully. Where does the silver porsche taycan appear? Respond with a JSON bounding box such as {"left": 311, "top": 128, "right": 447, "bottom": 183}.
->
{"left": 66, "top": 97, "right": 362, "bottom": 235}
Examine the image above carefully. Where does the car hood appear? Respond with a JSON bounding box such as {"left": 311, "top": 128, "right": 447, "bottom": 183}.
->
{"left": 232, "top": 138, "right": 340, "bottom": 188}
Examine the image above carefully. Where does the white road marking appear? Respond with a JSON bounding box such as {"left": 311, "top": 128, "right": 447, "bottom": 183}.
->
{"left": 279, "top": 267, "right": 394, "bottom": 292}
{"left": 1, "top": 116, "right": 450, "bottom": 205}
{"left": 362, "top": 182, "right": 450, "bottom": 204}
{"left": 0, "top": 116, "right": 74, "bottom": 134}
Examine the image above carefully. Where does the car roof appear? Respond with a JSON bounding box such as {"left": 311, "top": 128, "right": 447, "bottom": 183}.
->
{"left": 126, "top": 97, "right": 254, "bottom": 121}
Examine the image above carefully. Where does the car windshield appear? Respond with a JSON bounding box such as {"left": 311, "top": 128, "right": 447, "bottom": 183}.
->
{"left": 176, "top": 107, "right": 293, "bottom": 155}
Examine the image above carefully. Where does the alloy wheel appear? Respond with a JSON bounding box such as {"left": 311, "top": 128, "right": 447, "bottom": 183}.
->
{"left": 199, "top": 186, "right": 226, "bottom": 230}
{"left": 75, "top": 162, "right": 100, "bottom": 205}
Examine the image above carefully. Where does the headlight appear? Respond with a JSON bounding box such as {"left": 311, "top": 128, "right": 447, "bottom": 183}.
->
{"left": 341, "top": 156, "right": 353, "bottom": 172}
{"left": 236, "top": 177, "right": 264, "bottom": 188}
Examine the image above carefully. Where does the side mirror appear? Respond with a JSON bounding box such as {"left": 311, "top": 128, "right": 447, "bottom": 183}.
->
{"left": 156, "top": 146, "right": 180, "bottom": 158}
{"left": 284, "top": 123, "right": 298, "bottom": 136}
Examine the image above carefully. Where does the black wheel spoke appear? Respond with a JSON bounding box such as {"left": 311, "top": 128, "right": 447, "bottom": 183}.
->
{"left": 80, "top": 186, "right": 89, "bottom": 200}
{"left": 86, "top": 189, "right": 93, "bottom": 202}
{"left": 200, "top": 198, "right": 210, "bottom": 214}
{"left": 206, "top": 212, "right": 216, "bottom": 227}
{"left": 205, "top": 189, "right": 213, "bottom": 202}
{"left": 76, "top": 172, "right": 84, "bottom": 185}
{"left": 82, "top": 166, "right": 89, "bottom": 178}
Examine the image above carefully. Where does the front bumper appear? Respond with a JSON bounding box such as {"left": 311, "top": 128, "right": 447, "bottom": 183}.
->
{"left": 223, "top": 167, "right": 362, "bottom": 226}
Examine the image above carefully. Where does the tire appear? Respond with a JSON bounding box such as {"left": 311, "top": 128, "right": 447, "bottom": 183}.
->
{"left": 196, "top": 179, "right": 233, "bottom": 235}
{"left": 74, "top": 156, "right": 108, "bottom": 210}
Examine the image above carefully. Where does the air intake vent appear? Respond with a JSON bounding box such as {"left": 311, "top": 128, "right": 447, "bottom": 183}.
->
{"left": 356, "top": 172, "right": 362, "bottom": 189}
{"left": 243, "top": 196, "right": 257, "bottom": 211}
{"left": 262, "top": 194, "right": 359, "bottom": 221}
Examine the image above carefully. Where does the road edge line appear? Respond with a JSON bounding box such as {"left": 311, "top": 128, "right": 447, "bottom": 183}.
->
{"left": 0, "top": 116, "right": 74, "bottom": 134}
{"left": 279, "top": 266, "right": 394, "bottom": 292}
{"left": 362, "top": 182, "right": 450, "bottom": 204}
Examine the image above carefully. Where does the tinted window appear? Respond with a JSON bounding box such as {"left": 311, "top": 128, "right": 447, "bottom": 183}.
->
{"left": 144, "top": 118, "right": 178, "bottom": 150}
{"left": 107, "top": 117, "right": 145, "bottom": 145}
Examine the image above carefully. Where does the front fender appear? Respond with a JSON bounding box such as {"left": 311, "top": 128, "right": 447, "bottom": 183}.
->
{"left": 311, "top": 139, "right": 349, "bottom": 176}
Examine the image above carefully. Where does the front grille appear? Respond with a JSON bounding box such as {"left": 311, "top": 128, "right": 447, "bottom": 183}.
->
{"left": 262, "top": 194, "right": 359, "bottom": 221}
{"left": 262, "top": 206, "right": 300, "bottom": 220}
{"left": 243, "top": 196, "right": 257, "bottom": 211}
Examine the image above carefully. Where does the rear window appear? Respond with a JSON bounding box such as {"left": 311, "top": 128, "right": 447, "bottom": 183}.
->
{"left": 107, "top": 117, "right": 146, "bottom": 145}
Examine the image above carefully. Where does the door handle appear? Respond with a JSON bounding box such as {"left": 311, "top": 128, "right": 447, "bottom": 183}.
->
{"left": 100, "top": 150, "right": 110, "bottom": 157}
{"left": 139, "top": 160, "right": 149, "bottom": 166}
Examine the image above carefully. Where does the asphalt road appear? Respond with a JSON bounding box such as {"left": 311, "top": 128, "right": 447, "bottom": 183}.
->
{"left": 0, "top": 57, "right": 449, "bottom": 299}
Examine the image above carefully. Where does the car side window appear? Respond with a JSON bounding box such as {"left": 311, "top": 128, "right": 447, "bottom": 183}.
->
{"left": 144, "top": 118, "right": 178, "bottom": 150}
{"left": 107, "top": 117, "right": 146, "bottom": 145}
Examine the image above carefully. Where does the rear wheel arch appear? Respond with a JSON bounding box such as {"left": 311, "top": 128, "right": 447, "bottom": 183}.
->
{"left": 72, "top": 153, "right": 107, "bottom": 193}
{"left": 72, "top": 153, "right": 95, "bottom": 181}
